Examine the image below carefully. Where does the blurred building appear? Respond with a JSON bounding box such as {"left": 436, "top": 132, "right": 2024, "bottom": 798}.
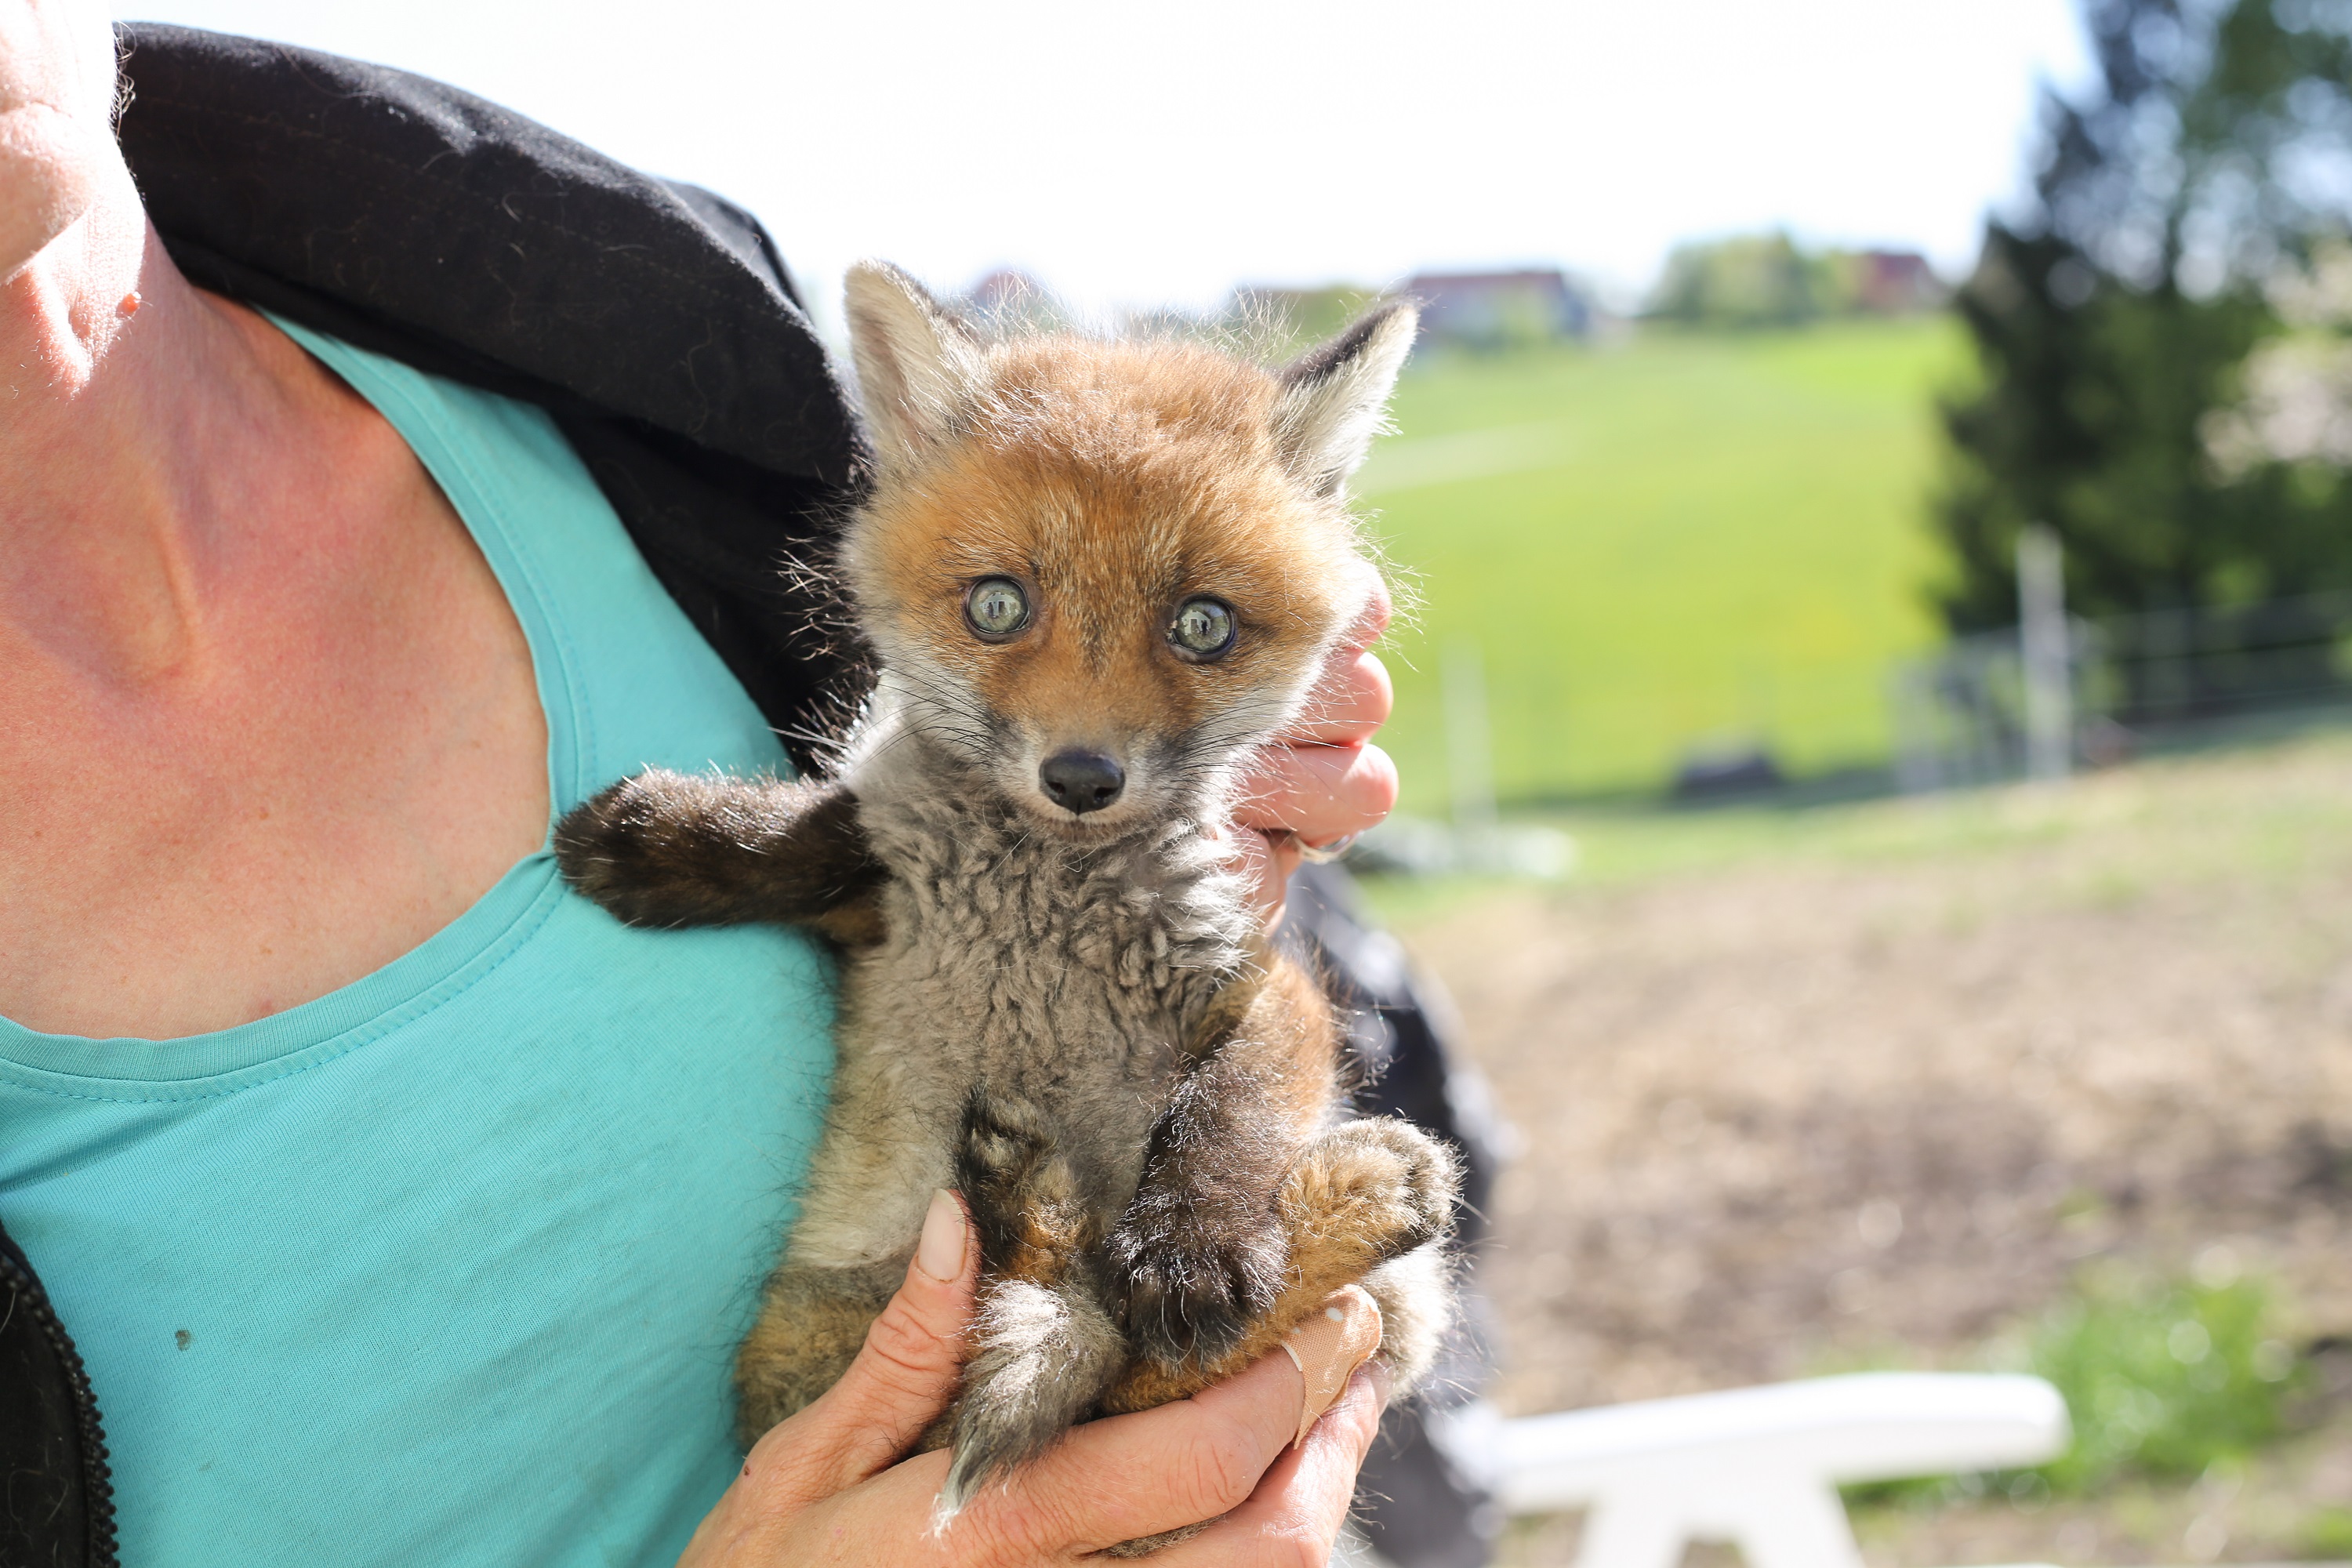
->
{"left": 1649, "top": 234, "right": 1947, "bottom": 326}
{"left": 1404, "top": 268, "right": 1592, "bottom": 348}
{"left": 961, "top": 268, "right": 1068, "bottom": 330}
{"left": 1838, "top": 249, "right": 1945, "bottom": 314}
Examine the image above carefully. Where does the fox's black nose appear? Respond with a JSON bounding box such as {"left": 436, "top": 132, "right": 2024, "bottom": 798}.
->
{"left": 1039, "top": 750, "right": 1126, "bottom": 815}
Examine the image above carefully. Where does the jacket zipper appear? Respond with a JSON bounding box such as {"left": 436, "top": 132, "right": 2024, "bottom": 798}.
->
{"left": 0, "top": 1240, "right": 120, "bottom": 1568}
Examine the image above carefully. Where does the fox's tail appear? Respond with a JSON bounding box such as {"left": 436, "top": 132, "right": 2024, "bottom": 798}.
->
{"left": 939, "top": 1091, "right": 1125, "bottom": 1517}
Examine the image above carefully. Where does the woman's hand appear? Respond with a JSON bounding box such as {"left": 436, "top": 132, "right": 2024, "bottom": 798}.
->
{"left": 681, "top": 1192, "right": 1390, "bottom": 1566}
{"left": 1226, "top": 587, "right": 1399, "bottom": 923}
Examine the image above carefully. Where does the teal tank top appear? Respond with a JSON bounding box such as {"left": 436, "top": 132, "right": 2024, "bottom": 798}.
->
{"left": 0, "top": 324, "right": 837, "bottom": 1567}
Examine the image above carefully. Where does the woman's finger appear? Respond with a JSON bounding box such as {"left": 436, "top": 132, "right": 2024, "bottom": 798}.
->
{"left": 1221, "top": 825, "right": 1301, "bottom": 927}
{"left": 738, "top": 1189, "right": 978, "bottom": 1513}
{"left": 1152, "top": 1360, "right": 1392, "bottom": 1567}
{"left": 1345, "top": 579, "right": 1396, "bottom": 652}
{"left": 1231, "top": 742, "right": 1398, "bottom": 847}
{"left": 1283, "top": 649, "right": 1393, "bottom": 747}
{"left": 947, "top": 1288, "right": 1387, "bottom": 1556}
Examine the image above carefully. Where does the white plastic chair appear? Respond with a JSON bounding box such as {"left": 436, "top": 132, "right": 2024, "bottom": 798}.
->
{"left": 1449, "top": 1371, "right": 2070, "bottom": 1568}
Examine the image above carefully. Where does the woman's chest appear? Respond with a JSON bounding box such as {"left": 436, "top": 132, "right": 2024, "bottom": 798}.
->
{"left": 0, "top": 473, "right": 547, "bottom": 1040}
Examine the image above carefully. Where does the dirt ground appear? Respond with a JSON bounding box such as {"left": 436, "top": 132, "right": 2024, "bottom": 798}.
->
{"left": 1380, "top": 731, "right": 2352, "bottom": 1565}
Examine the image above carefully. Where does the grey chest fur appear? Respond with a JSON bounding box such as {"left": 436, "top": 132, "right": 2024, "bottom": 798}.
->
{"left": 840, "top": 775, "right": 1253, "bottom": 1177}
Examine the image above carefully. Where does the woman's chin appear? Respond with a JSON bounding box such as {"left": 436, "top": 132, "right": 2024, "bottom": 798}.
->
{"left": 0, "top": 107, "right": 104, "bottom": 281}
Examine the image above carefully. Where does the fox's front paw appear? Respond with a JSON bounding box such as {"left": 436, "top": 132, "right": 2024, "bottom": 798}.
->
{"left": 1108, "top": 1200, "right": 1287, "bottom": 1370}
{"left": 551, "top": 775, "right": 687, "bottom": 924}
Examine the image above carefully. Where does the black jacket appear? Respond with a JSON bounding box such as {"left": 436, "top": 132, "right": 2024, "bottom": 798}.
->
{"left": 114, "top": 23, "right": 877, "bottom": 769}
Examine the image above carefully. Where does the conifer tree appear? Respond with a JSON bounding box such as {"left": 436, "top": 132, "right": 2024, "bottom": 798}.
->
{"left": 1936, "top": 0, "right": 2352, "bottom": 633}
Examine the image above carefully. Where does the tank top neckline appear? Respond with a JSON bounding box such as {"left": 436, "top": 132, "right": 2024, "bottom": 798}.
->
{"left": 0, "top": 319, "right": 579, "bottom": 1088}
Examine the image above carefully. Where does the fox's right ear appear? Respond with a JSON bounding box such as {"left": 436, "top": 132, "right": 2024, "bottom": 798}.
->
{"left": 844, "top": 260, "right": 986, "bottom": 470}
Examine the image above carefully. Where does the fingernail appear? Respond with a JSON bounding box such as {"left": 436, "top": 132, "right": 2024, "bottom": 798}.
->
{"left": 916, "top": 1189, "right": 966, "bottom": 1281}
{"left": 1279, "top": 1284, "right": 1383, "bottom": 1446}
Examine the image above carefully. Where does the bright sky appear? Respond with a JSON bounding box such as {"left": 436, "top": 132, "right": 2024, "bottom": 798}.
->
{"left": 111, "top": 0, "right": 2096, "bottom": 328}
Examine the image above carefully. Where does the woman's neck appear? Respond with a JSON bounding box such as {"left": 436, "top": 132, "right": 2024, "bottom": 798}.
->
{"left": 0, "top": 200, "right": 553, "bottom": 1040}
{"left": 0, "top": 215, "right": 318, "bottom": 687}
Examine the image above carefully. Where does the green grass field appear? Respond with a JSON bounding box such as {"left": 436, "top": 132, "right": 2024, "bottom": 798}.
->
{"left": 1358, "top": 318, "right": 1967, "bottom": 810}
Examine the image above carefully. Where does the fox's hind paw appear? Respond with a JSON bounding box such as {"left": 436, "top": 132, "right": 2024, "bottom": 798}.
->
{"left": 939, "top": 1276, "right": 1123, "bottom": 1515}
{"left": 941, "top": 1094, "right": 1125, "bottom": 1514}
{"left": 1286, "top": 1117, "right": 1458, "bottom": 1265}
{"left": 1107, "top": 1206, "right": 1285, "bottom": 1370}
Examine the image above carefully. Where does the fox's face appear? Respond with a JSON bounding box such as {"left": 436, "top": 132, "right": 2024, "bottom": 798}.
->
{"left": 839, "top": 264, "right": 1411, "bottom": 837}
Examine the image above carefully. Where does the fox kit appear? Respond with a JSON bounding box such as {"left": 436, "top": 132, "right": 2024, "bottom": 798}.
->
{"left": 555, "top": 262, "right": 1457, "bottom": 1527}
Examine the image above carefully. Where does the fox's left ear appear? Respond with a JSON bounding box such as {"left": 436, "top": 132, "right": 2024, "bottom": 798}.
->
{"left": 1272, "top": 303, "right": 1418, "bottom": 497}
{"left": 844, "top": 260, "right": 986, "bottom": 472}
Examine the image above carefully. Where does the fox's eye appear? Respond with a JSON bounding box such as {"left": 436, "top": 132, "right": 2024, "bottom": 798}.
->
{"left": 964, "top": 578, "right": 1031, "bottom": 639}
{"left": 1169, "top": 597, "right": 1236, "bottom": 659}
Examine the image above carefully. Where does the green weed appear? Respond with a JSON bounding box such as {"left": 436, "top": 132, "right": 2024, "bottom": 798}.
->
{"left": 2026, "top": 1274, "right": 2299, "bottom": 1493}
{"left": 1844, "top": 1271, "right": 2302, "bottom": 1513}
{"left": 2304, "top": 1504, "right": 2352, "bottom": 1559}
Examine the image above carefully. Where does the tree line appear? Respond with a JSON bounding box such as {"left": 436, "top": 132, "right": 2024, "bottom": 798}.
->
{"left": 1646, "top": 233, "right": 1944, "bottom": 328}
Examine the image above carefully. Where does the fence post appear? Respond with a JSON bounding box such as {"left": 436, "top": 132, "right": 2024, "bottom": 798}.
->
{"left": 2017, "top": 525, "right": 2072, "bottom": 782}
{"left": 1889, "top": 664, "right": 1942, "bottom": 793}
